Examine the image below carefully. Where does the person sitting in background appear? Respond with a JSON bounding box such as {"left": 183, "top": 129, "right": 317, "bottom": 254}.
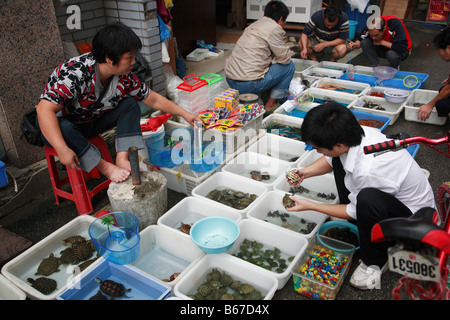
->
{"left": 285, "top": 103, "right": 435, "bottom": 290}
{"left": 225, "top": 1, "right": 295, "bottom": 111}
{"left": 417, "top": 26, "right": 450, "bottom": 120}
{"left": 348, "top": 16, "right": 411, "bottom": 69}
{"left": 36, "top": 23, "right": 200, "bottom": 183}
{"left": 298, "top": 6, "right": 349, "bottom": 62}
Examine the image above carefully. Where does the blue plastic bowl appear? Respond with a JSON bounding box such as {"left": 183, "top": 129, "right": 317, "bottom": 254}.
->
{"left": 318, "top": 221, "right": 360, "bottom": 252}
{"left": 190, "top": 216, "right": 240, "bottom": 254}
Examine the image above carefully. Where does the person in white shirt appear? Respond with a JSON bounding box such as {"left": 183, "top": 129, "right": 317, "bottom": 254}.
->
{"left": 285, "top": 103, "right": 436, "bottom": 290}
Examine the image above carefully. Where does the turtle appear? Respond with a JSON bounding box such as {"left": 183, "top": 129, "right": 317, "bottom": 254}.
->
{"left": 73, "top": 256, "right": 99, "bottom": 274}
{"left": 27, "top": 277, "right": 57, "bottom": 295}
{"left": 95, "top": 278, "right": 131, "bottom": 299}
{"left": 179, "top": 222, "right": 191, "bottom": 235}
{"left": 285, "top": 170, "right": 301, "bottom": 184}
{"left": 89, "top": 289, "right": 109, "bottom": 300}
{"left": 36, "top": 253, "right": 60, "bottom": 276}
{"left": 282, "top": 193, "right": 296, "bottom": 208}
{"left": 71, "top": 240, "right": 95, "bottom": 264}
{"left": 59, "top": 247, "right": 75, "bottom": 264}
{"left": 62, "top": 235, "right": 86, "bottom": 246}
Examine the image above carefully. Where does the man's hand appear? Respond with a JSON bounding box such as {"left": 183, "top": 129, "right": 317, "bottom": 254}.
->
{"left": 300, "top": 48, "right": 308, "bottom": 59}
{"left": 313, "top": 42, "right": 327, "bottom": 53}
{"left": 417, "top": 103, "right": 434, "bottom": 121}
{"left": 57, "top": 146, "right": 81, "bottom": 170}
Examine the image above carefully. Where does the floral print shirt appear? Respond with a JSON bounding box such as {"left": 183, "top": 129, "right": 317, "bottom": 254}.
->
{"left": 40, "top": 53, "right": 150, "bottom": 123}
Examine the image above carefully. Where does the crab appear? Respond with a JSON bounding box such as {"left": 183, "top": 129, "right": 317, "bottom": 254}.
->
{"left": 27, "top": 277, "right": 57, "bottom": 295}
{"left": 95, "top": 278, "right": 132, "bottom": 299}
{"left": 35, "top": 253, "right": 60, "bottom": 276}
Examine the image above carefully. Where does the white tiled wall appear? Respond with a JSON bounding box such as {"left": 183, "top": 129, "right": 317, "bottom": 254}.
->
{"left": 53, "top": 0, "right": 165, "bottom": 95}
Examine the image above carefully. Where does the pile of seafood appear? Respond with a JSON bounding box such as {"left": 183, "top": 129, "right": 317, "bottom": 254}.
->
{"left": 289, "top": 185, "right": 337, "bottom": 202}
{"left": 232, "top": 239, "right": 294, "bottom": 274}
{"left": 264, "top": 210, "right": 317, "bottom": 235}
{"left": 190, "top": 268, "right": 263, "bottom": 300}
{"left": 266, "top": 123, "right": 303, "bottom": 141}
{"left": 206, "top": 188, "right": 258, "bottom": 210}
{"left": 323, "top": 227, "right": 360, "bottom": 247}
{"left": 362, "top": 101, "right": 385, "bottom": 110}
{"left": 27, "top": 235, "right": 99, "bottom": 295}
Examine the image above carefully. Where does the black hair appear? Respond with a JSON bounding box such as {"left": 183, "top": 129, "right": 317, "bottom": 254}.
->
{"left": 323, "top": 6, "right": 341, "bottom": 23}
{"left": 264, "top": 1, "right": 289, "bottom": 22}
{"left": 433, "top": 26, "right": 450, "bottom": 50}
{"left": 301, "top": 103, "right": 365, "bottom": 150}
{"left": 91, "top": 22, "right": 142, "bottom": 65}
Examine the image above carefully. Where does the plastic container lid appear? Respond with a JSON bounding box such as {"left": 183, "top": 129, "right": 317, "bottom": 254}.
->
{"left": 177, "top": 74, "right": 208, "bottom": 92}
{"left": 200, "top": 73, "right": 223, "bottom": 85}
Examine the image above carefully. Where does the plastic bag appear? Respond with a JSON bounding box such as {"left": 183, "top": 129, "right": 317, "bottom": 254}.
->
{"left": 346, "top": 0, "right": 369, "bottom": 13}
{"left": 163, "top": 65, "right": 183, "bottom": 102}
{"left": 158, "top": 14, "right": 171, "bottom": 42}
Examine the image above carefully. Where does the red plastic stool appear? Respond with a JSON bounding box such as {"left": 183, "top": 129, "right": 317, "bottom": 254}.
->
{"left": 45, "top": 135, "right": 112, "bottom": 215}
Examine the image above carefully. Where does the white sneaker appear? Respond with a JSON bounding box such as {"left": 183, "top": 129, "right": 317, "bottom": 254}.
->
{"left": 349, "top": 260, "right": 388, "bottom": 290}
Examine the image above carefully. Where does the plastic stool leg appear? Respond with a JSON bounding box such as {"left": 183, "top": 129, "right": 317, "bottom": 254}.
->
{"left": 66, "top": 168, "right": 93, "bottom": 215}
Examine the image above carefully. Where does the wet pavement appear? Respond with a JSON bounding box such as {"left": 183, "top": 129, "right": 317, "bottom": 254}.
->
{"left": 0, "top": 20, "right": 449, "bottom": 302}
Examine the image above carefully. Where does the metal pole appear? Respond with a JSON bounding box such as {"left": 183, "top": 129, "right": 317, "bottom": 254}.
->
{"left": 128, "top": 146, "right": 141, "bottom": 185}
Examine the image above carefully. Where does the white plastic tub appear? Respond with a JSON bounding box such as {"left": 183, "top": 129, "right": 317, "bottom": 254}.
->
{"left": 229, "top": 219, "right": 308, "bottom": 289}
{"left": 301, "top": 67, "right": 345, "bottom": 82}
{"left": 173, "top": 254, "right": 278, "bottom": 300}
{"left": 296, "top": 150, "right": 334, "bottom": 176}
{"left": 349, "top": 95, "right": 404, "bottom": 125}
{"left": 302, "top": 87, "right": 358, "bottom": 108}
{"left": 130, "top": 225, "right": 205, "bottom": 287}
{"left": 0, "top": 274, "right": 26, "bottom": 300}
{"left": 247, "top": 132, "right": 310, "bottom": 166}
{"left": 273, "top": 171, "right": 339, "bottom": 204}
{"left": 312, "top": 78, "right": 370, "bottom": 97}
{"left": 402, "top": 89, "right": 447, "bottom": 125}
{"left": 221, "top": 151, "right": 293, "bottom": 189}
{"left": 246, "top": 190, "right": 328, "bottom": 239}
{"left": 191, "top": 172, "right": 269, "bottom": 218}
{"left": 1, "top": 215, "right": 98, "bottom": 300}
{"left": 157, "top": 196, "right": 242, "bottom": 238}
{"left": 317, "top": 61, "right": 352, "bottom": 72}
{"left": 292, "top": 58, "right": 319, "bottom": 73}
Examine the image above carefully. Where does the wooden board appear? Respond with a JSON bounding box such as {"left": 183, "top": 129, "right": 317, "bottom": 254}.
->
{"left": 382, "top": 0, "right": 409, "bottom": 18}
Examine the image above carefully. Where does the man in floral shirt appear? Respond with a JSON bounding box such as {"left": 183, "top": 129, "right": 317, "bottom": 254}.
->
{"left": 36, "top": 23, "right": 200, "bottom": 182}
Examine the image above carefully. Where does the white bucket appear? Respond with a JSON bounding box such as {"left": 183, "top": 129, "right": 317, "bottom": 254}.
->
{"left": 140, "top": 121, "right": 165, "bottom": 171}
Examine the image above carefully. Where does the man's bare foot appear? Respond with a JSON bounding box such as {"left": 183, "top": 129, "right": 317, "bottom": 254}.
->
{"left": 264, "top": 97, "right": 278, "bottom": 111}
{"left": 97, "top": 159, "right": 130, "bottom": 183}
{"left": 115, "top": 151, "right": 131, "bottom": 172}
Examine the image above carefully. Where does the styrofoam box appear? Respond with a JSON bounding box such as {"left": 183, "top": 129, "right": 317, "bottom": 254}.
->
{"left": 301, "top": 67, "right": 345, "bottom": 83}
{"left": 1, "top": 215, "right": 97, "bottom": 300}
{"left": 221, "top": 151, "right": 293, "bottom": 189}
{"left": 229, "top": 219, "right": 308, "bottom": 289}
{"left": 130, "top": 225, "right": 204, "bottom": 287}
{"left": 0, "top": 274, "right": 26, "bottom": 300}
{"left": 247, "top": 0, "right": 322, "bottom": 24}
{"left": 191, "top": 171, "right": 269, "bottom": 217}
{"left": 155, "top": 134, "right": 260, "bottom": 196}
{"left": 247, "top": 132, "right": 310, "bottom": 166}
{"left": 303, "top": 87, "right": 358, "bottom": 108}
{"left": 349, "top": 95, "right": 404, "bottom": 125}
{"left": 246, "top": 190, "right": 328, "bottom": 239}
{"left": 402, "top": 89, "right": 447, "bottom": 125}
{"left": 57, "top": 259, "right": 171, "bottom": 300}
{"left": 157, "top": 196, "right": 242, "bottom": 238}
{"left": 273, "top": 171, "right": 339, "bottom": 205}
{"left": 173, "top": 253, "right": 278, "bottom": 300}
{"left": 312, "top": 78, "right": 370, "bottom": 97}
{"left": 292, "top": 58, "right": 319, "bottom": 73}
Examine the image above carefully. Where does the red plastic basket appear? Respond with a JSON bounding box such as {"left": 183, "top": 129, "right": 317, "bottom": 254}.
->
{"left": 426, "top": 0, "right": 450, "bottom": 22}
